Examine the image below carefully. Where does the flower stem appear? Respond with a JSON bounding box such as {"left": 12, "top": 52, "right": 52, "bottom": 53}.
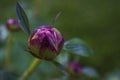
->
{"left": 5, "top": 33, "right": 12, "bottom": 71}
{"left": 20, "top": 58, "right": 41, "bottom": 80}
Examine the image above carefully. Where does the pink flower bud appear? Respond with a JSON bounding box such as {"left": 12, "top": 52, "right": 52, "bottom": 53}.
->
{"left": 28, "top": 25, "right": 64, "bottom": 60}
{"left": 68, "top": 62, "right": 82, "bottom": 75}
{"left": 6, "top": 18, "right": 20, "bottom": 31}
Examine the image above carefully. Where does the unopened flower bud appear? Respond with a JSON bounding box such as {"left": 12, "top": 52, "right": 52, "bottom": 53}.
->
{"left": 28, "top": 25, "right": 64, "bottom": 60}
{"left": 68, "top": 62, "right": 82, "bottom": 75}
{"left": 6, "top": 18, "right": 20, "bottom": 31}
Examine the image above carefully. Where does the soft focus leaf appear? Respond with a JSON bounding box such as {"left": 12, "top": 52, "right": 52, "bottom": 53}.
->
{"left": 53, "top": 12, "right": 61, "bottom": 25}
{"left": 0, "top": 25, "right": 8, "bottom": 43}
{"left": 63, "top": 38, "right": 93, "bottom": 57}
{"left": 104, "top": 70, "right": 120, "bottom": 80}
{"left": 16, "top": 2, "right": 31, "bottom": 35}
{"left": 82, "top": 67, "right": 99, "bottom": 78}
{"left": 52, "top": 60, "right": 68, "bottom": 76}
{"left": 0, "top": 71, "right": 17, "bottom": 80}
{"left": 55, "top": 51, "right": 69, "bottom": 66}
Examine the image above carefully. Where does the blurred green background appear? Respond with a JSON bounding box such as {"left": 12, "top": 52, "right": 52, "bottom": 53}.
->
{"left": 0, "top": 0, "right": 120, "bottom": 80}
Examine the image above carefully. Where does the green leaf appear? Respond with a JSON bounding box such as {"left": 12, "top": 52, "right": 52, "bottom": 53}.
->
{"left": 16, "top": 2, "right": 31, "bottom": 35}
{"left": 53, "top": 12, "right": 61, "bottom": 25}
{"left": 63, "top": 38, "right": 93, "bottom": 57}
{"left": 52, "top": 60, "right": 68, "bottom": 76}
{"left": 82, "top": 67, "right": 99, "bottom": 78}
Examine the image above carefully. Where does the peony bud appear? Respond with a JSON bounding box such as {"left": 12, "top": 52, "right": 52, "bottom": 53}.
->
{"left": 6, "top": 18, "right": 20, "bottom": 31}
{"left": 68, "top": 62, "right": 82, "bottom": 75}
{"left": 28, "top": 25, "right": 64, "bottom": 60}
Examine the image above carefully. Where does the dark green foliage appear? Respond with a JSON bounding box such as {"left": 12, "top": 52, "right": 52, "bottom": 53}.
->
{"left": 64, "top": 38, "right": 93, "bottom": 57}
{"left": 16, "top": 2, "right": 31, "bottom": 35}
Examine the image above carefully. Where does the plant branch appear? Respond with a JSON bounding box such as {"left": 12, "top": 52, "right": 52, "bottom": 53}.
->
{"left": 5, "top": 33, "right": 12, "bottom": 71}
{"left": 20, "top": 58, "right": 41, "bottom": 80}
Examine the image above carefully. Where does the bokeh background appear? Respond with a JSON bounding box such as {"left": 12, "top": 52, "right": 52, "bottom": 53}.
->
{"left": 0, "top": 0, "right": 120, "bottom": 80}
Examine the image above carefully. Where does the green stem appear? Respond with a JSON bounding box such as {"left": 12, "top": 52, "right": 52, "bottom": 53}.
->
{"left": 20, "top": 58, "right": 41, "bottom": 80}
{"left": 5, "top": 33, "right": 12, "bottom": 71}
